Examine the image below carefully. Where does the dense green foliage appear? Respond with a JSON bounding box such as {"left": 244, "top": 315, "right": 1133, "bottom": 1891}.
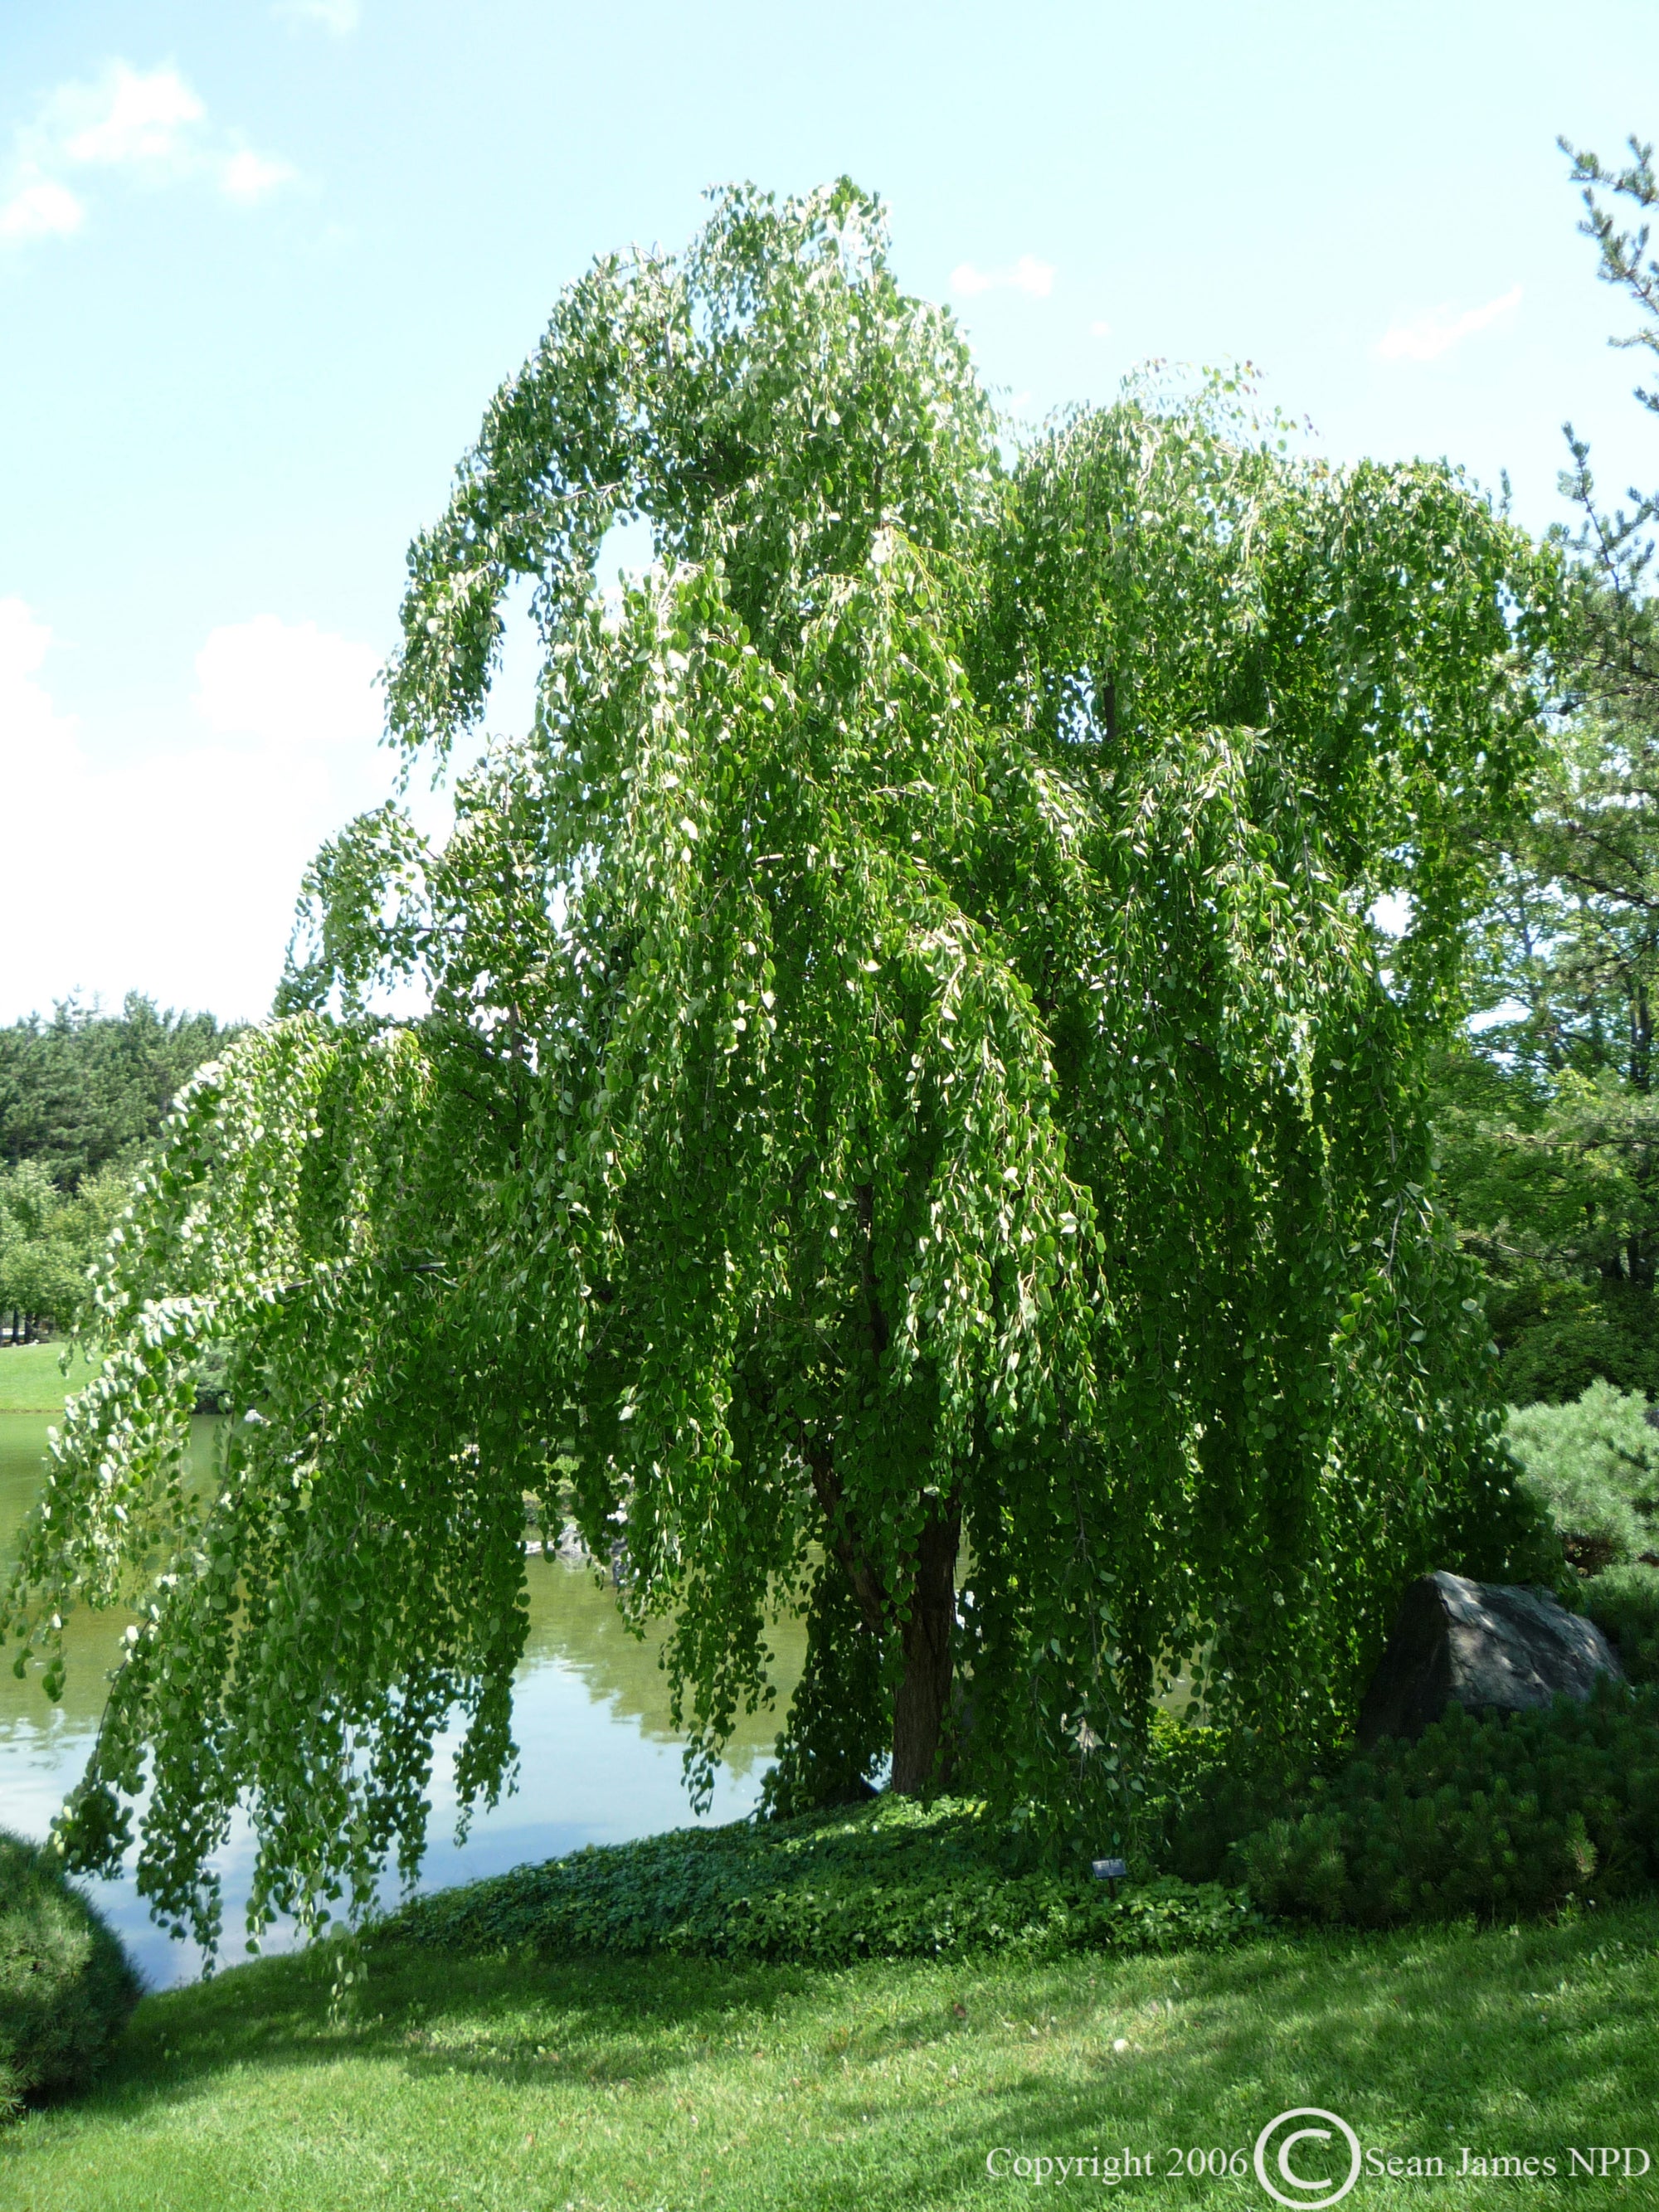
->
{"left": 0, "top": 997, "right": 236, "bottom": 1193}
{"left": 0, "top": 1828, "right": 139, "bottom": 2118}
{"left": 0, "top": 998, "right": 236, "bottom": 1341}
{"left": 1129, "top": 1714, "right": 1311, "bottom": 1889}
{"left": 385, "top": 1796, "right": 1255, "bottom": 1967}
{"left": 0, "top": 1161, "right": 129, "bottom": 1344}
{"left": 1503, "top": 1380, "right": 1659, "bottom": 1570}
{"left": 1235, "top": 1682, "right": 1659, "bottom": 1925}
{"left": 757, "top": 1555, "right": 887, "bottom": 1816}
{"left": 1435, "top": 141, "right": 1659, "bottom": 1401}
{"left": 1585, "top": 1561, "right": 1659, "bottom": 1682}
{"left": 1433, "top": 1053, "right": 1659, "bottom": 1403}
{"left": 2, "top": 180, "right": 1555, "bottom": 1957}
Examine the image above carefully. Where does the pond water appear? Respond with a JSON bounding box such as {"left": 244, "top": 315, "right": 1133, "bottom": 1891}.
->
{"left": 0, "top": 1412, "right": 804, "bottom": 1990}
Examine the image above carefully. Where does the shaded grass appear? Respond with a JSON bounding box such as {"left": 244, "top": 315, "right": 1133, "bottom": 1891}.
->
{"left": 0, "top": 1344, "right": 98, "bottom": 1414}
{"left": 2, "top": 1902, "right": 1656, "bottom": 2208}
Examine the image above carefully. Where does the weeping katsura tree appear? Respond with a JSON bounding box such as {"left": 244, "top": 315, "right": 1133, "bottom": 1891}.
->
{"left": 4, "top": 181, "right": 1556, "bottom": 1952}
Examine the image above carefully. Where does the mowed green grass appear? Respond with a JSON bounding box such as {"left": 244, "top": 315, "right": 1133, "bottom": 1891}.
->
{"left": 3, "top": 1904, "right": 1656, "bottom": 2211}
{"left": 0, "top": 1343, "right": 99, "bottom": 1413}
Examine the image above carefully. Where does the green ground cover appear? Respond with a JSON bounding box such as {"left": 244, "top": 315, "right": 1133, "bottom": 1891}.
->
{"left": 387, "top": 1798, "right": 1257, "bottom": 1968}
{"left": 0, "top": 1345, "right": 97, "bottom": 1415}
{"left": 2, "top": 1903, "right": 1654, "bottom": 2210}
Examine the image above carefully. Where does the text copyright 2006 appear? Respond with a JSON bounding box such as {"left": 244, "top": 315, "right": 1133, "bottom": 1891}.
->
{"left": 985, "top": 2122, "right": 1652, "bottom": 2202}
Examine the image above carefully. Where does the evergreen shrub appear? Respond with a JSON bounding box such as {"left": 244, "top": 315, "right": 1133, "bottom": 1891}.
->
{"left": 1233, "top": 1682, "right": 1659, "bottom": 1925}
{"left": 0, "top": 1829, "right": 139, "bottom": 2118}
{"left": 1584, "top": 1563, "right": 1659, "bottom": 1685}
{"left": 1504, "top": 1382, "right": 1659, "bottom": 1572}
{"left": 1134, "top": 1712, "right": 1311, "bottom": 1886}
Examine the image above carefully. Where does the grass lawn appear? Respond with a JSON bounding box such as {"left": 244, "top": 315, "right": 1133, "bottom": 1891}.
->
{"left": 0, "top": 1343, "right": 99, "bottom": 1414}
{"left": 2, "top": 1903, "right": 1655, "bottom": 2210}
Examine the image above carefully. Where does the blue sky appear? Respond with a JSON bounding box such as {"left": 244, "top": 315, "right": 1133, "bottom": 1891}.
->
{"left": 2, "top": 0, "right": 1657, "bottom": 1023}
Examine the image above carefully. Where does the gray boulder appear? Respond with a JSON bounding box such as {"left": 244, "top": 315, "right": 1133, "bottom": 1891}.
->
{"left": 1356, "top": 1570, "right": 1625, "bottom": 1748}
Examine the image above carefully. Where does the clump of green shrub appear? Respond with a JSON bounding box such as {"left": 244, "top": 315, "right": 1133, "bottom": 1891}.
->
{"left": 0, "top": 1829, "right": 139, "bottom": 2119}
{"left": 1505, "top": 1382, "right": 1659, "bottom": 1573}
{"left": 1488, "top": 1275, "right": 1659, "bottom": 1407}
{"left": 1132, "top": 1714, "right": 1315, "bottom": 1886}
{"left": 1584, "top": 1563, "right": 1659, "bottom": 1685}
{"left": 1233, "top": 1680, "right": 1659, "bottom": 1926}
{"left": 382, "top": 1795, "right": 1258, "bottom": 1968}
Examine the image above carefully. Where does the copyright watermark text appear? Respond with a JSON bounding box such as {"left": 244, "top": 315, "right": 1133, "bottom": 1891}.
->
{"left": 985, "top": 2108, "right": 1652, "bottom": 2196}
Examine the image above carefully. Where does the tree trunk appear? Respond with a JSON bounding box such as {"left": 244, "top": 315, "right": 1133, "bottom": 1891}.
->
{"left": 890, "top": 1500, "right": 960, "bottom": 1795}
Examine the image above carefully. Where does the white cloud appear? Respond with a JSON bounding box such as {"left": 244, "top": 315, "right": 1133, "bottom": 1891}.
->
{"left": 220, "top": 149, "right": 294, "bottom": 203}
{"left": 1089, "top": 318, "right": 1112, "bottom": 338}
{"left": 0, "top": 600, "right": 389, "bottom": 1023}
{"left": 0, "top": 177, "right": 83, "bottom": 240}
{"left": 0, "top": 598, "right": 71, "bottom": 736}
{"left": 0, "top": 61, "right": 296, "bottom": 244}
{"left": 1376, "top": 284, "right": 1522, "bottom": 363}
{"left": 950, "top": 254, "right": 1055, "bottom": 300}
{"left": 275, "top": 0, "right": 361, "bottom": 28}
{"left": 63, "top": 64, "right": 204, "bottom": 168}
{"left": 1010, "top": 255, "right": 1055, "bottom": 297}
{"left": 193, "top": 615, "right": 382, "bottom": 747}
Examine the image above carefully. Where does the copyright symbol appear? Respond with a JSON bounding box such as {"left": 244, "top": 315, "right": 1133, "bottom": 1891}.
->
{"left": 1253, "top": 2109, "right": 1363, "bottom": 2209}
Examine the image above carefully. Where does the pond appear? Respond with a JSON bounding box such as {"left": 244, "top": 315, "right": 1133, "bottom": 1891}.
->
{"left": 0, "top": 1412, "right": 804, "bottom": 1990}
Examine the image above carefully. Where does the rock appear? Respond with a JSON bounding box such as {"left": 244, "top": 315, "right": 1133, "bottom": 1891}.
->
{"left": 1356, "top": 1570, "right": 1626, "bottom": 1747}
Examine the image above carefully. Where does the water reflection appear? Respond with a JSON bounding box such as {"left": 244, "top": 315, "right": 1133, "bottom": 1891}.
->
{"left": 0, "top": 1413, "right": 803, "bottom": 1989}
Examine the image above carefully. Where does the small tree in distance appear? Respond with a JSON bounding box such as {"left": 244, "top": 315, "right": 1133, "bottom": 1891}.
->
{"left": 5, "top": 182, "right": 1554, "bottom": 1956}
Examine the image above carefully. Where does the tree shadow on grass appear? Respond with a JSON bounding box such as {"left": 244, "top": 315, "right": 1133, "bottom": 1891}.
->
{"left": 93, "top": 1941, "right": 849, "bottom": 2107}
{"left": 792, "top": 1905, "right": 1659, "bottom": 2208}
{"left": 74, "top": 1899, "right": 1659, "bottom": 2207}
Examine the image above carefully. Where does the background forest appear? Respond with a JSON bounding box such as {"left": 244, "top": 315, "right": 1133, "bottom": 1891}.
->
{"left": 1438, "top": 143, "right": 1659, "bottom": 1422}
{"left": 0, "top": 999, "right": 236, "bottom": 1342}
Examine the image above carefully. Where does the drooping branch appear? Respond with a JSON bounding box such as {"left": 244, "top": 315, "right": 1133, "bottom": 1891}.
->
{"left": 0, "top": 179, "right": 1559, "bottom": 1951}
{"left": 804, "top": 1441, "right": 887, "bottom": 1639}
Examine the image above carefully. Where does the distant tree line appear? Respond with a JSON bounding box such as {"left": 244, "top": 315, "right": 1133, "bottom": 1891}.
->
{"left": 0, "top": 996, "right": 239, "bottom": 1343}
{"left": 1433, "top": 139, "right": 1659, "bottom": 1406}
